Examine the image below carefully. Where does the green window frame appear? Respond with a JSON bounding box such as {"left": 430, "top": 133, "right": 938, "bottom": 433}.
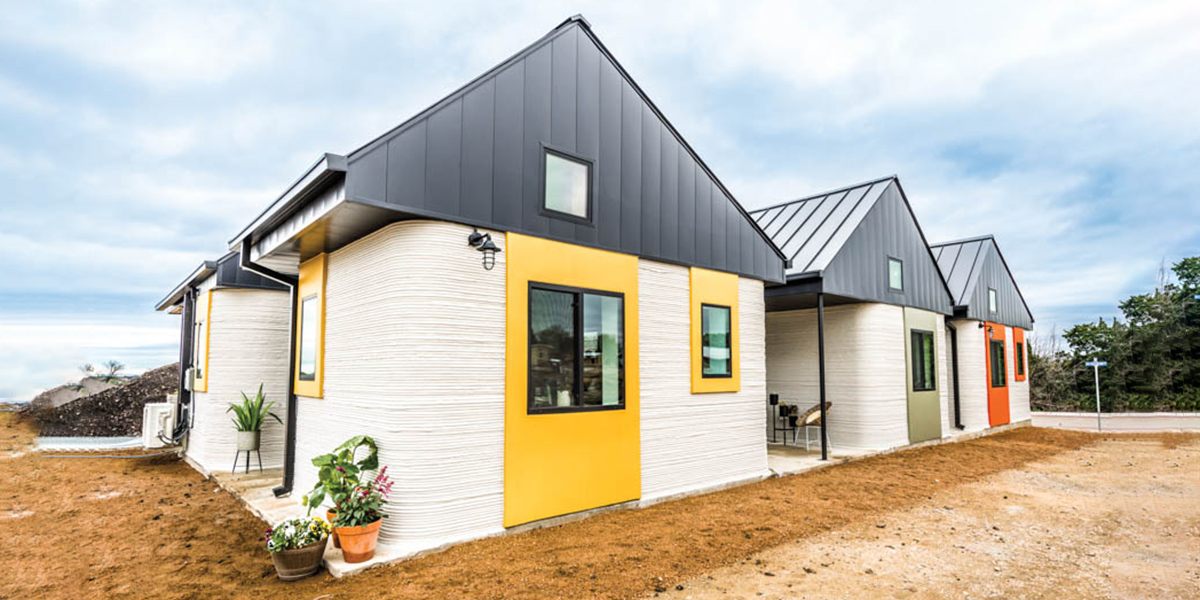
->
{"left": 1016, "top": 341, "right": 1025, "bottom": 376}
{"left": 528, "top": 282, "right": 624, "bottom": 414}
{"left": 888, "top": 257, "right": 904, "bottom": 291}
{"left": 910, "top": 329, "right": 936, "bottom": 391}
{"left": 989, "top": 339, "right": 1007, "bottom": 388}
{"left": 701, "top": 303, "right": 732, "bottom": 378}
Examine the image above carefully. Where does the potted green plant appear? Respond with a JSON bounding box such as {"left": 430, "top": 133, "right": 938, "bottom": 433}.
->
{"left": 302, "top": 436, "right": 378, "bottom": 549}
{"left": 331, "top": 466, "right": 393, "bottom": 563}
{"left": 226, "top": 384, "right": 282, "bottom": 452}
{"left": 265, "top": 516, "right": 331, "bottom": 581}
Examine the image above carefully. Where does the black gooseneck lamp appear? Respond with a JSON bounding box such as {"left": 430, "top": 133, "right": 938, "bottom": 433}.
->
{"left": 468, "top": 229, "right": 501, "bottom": 271}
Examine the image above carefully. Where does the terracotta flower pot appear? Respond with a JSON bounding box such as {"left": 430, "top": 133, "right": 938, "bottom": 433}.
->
{"left": 334, "top": 518, "right": 382, "bottom": 563}
{"left": 270, "top": 536, "right": 328, "bottom": 581}
{"left": 326, "top": 509, "right": 340, "bottom": 549}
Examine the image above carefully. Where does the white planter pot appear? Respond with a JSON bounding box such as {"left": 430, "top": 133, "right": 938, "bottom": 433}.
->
{"left": 236, "top": 430, "right": 261, "bottom": 451}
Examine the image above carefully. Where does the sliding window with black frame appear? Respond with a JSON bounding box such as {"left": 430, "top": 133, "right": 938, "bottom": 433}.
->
{"left": 528, "top": 283, "right": 624, "bottom": 414}
{"left": 910, "top": 329, "right": 936, "bottom": 391}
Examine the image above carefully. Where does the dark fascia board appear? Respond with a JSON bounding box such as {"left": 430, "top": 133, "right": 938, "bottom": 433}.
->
{"left": 749, "top": 174, "right": 898, "bottom": 216}
{"left": 343, "top": 15, "right": 787, "bottom": 265}
{"left": 226, "top": 152, "right": 347, "bottom": 249}
{"left": 155, "top": 260, "right": 217, "bottom": 311}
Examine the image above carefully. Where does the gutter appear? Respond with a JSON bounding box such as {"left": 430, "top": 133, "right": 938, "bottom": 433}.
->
{"left": 228, "top": 153, "right": 347, "bottom": 251}
{"left": 946, "top": 320, "right": 964, "bottom": 429}
{"left": 239, "top": 239, "right": 301, "bottom": 498}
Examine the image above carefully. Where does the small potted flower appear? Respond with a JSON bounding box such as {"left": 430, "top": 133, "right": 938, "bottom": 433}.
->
{"left": 226, "top": 384, "right": 282, "bottom": 453}
{"left": 303, "top": 436, "right": 378, "bottom": 549}
{"left": 265, "top": 516, "right": 331, "bottom": 581}
{"left": 331, "top": 466, "right": 393, "bottom": 563}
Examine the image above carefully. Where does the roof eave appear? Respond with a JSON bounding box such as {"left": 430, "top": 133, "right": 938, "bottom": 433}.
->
{"left": 227, "top": 152, "right": 348, "bottom": 251}
{"left": 155, "top": 261, "right": 217, "bottom": 311}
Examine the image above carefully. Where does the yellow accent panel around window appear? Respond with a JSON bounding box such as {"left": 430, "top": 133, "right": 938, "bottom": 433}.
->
{"left": 294, "top": 253, "right": 326, "bottom": 399}
{"left": 690, "top": 267, "right": 740, "bottom": 393}
{"left": 504, "top": 232, "right": 640, "bottom": 528}
{"left": 193, "top": 289, "right": 211, "bottom": 393}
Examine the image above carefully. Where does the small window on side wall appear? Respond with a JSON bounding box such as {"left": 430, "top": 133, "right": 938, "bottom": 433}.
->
{"left": 528, "top": 284, "right": 624, "bottom": 413}
{"left": 988, "top": 288, "right": 998, "bottom": 313}
{"left": 701, "top": 304, "right": 732, "bottom": 378}
{"left": 1016, "top": 341, "right": 1025, "bottom": 376}
{"left": 542, "top": 149, "right": 591, "bottom": 222}
{"left": 888, "top": 257, "right": 903, "bottom": 291}
{"left": 990, "top": 339, "right": 1007, "bottom": 388}
{"left": 910, "top": 330, "right": 936, "bottom": 391}
{"left": 298, "top": 295, "right": 319, "bottom": 381}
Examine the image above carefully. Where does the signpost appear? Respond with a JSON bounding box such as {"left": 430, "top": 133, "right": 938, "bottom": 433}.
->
{"left": 1085, "top": 359, "right": 1108, "bottom": 431}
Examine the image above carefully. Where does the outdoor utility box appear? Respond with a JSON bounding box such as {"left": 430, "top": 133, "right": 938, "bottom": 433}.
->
{"left": 142, "top": 401, "right": 175, "bottom": 449}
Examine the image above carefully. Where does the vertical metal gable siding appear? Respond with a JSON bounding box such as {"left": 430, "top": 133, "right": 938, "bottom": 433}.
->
{"left": 965, "top": 244, "right": 1034, "bottom": 329}
{"left": 343, "top": 23, "right": 783, "bottom": 282}
{"left": 820, "top": 184, "right": 953, "bottom": 315}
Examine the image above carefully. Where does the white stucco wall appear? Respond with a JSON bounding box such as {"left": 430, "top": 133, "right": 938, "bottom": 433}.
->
{"left": 949, "top": 319, "right": 990, "bottom": 432}
{"left": 186, "top": 287, "right": 291, "bottom": 473}
{"left": 292, "top": 220, "right": 507, "bottom": 552}
{"left": 639, "top": 262, "right": 769, "bottom": 501}
{"left": 765, "top": 303, "right": 910, "bottom": 452}
{"left": 1009, "top": 327, "right": 1032, "bottom": 423}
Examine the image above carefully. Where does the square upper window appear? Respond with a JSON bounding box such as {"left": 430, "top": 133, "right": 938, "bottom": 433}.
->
{"left": 888, "top": 257, "right": 904, "bottom": 291}
{"left": 543, "top": 150, "right": 591, "bottom": 220}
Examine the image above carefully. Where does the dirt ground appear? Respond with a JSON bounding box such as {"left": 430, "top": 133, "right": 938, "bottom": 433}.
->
{"left": 658, "top": 434, "right": 1200, "bottom": 600}
{"left": 1, "top": 411, "right": 1195, "bottom": 600}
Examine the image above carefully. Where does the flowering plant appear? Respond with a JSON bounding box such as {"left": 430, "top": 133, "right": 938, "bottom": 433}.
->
{"left": 302, "top": 435, "right": 378, "bottom": 516}
{"left": 264, "top": 516, "right": 331, "bottom": 552}
{"left": 332, "top": 466, "right": 393, "bottom": 528}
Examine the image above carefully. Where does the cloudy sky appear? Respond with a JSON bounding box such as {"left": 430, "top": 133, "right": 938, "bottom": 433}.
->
{"left": 2, "top": 0, "right": 1198, "bottom": 401}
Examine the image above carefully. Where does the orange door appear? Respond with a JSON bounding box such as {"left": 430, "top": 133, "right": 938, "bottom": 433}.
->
{"left": 985, "top": 322, "right": 1010, "bottom": 426}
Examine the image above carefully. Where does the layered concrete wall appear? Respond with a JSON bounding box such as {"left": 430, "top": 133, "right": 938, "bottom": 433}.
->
{"left": 186, "top": 286, "right": 291, "bottom": 473}
{"left": 765, "top": 303, "right": 913, "bottom": 451}
{"left": 639, "top": 262, "right": 769, "bottom": 501}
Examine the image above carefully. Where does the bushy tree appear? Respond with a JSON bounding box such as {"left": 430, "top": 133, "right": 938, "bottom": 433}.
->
{"left": 1032, "top": 256, "right": 1200, "bottom": 412}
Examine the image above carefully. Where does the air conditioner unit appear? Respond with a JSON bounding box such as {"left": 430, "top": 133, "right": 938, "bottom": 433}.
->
{"left": 143, "top": 402, "right": 176, "bottom": 449}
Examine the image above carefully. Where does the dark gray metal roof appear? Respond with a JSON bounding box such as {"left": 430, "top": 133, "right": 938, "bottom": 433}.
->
{"left": 234, "top": 15, "right": 785, "bottom": 283}
{"left": 155, "top": 251, "right": 287, "bottom": 311}
{"left": 931, "top": 235, "right": 1034, "bottom": 328}
{"left": 753, "top": 176, "right": 953, "bottom": 315}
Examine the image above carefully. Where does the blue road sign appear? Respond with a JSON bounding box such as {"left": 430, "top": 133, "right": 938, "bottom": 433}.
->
{"left": 1085, "top": 361, "right": 1108, "bottom": 367}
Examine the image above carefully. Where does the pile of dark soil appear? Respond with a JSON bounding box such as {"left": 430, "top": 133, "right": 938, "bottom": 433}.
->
{"left": 36, "top": 364, "right": 178, "bottom": 437}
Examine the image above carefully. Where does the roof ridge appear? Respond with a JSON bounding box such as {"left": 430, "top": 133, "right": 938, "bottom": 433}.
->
{"left": 930, "top": 233, "right": 995, "bottom": 247}
{"left": 749, "top": 174, "right": 897, "bottom": 215}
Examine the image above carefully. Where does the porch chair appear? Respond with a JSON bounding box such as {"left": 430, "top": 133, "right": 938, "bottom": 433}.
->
{"left": 796, "top": 402, "right": 833, "bottom": 452}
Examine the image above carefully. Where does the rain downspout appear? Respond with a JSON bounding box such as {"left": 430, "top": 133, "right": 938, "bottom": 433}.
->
{"left": 947, "top": 320, "right": 964, "bottom": 429}
{"left": 239, "top": 239, "right": 300, "bottom": 498}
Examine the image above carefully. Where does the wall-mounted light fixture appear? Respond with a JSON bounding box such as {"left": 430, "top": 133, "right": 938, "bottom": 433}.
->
{"left": 980, "top": 322, "right": 994, "bottom": 339}
{"left": 468, "top": 229, "right": 501, "bottom": 271}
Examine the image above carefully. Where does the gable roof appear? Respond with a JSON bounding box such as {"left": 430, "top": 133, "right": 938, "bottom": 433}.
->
{"left": 930, "top": 234, "right": 1034, "bottom": 326}
{"left": 230, "top": 15, "right": 786, "bottom": 283}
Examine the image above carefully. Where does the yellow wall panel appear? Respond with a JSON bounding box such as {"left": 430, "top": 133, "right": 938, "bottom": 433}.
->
{"left": 504, "top": 232, "right": 640, "bottom": 527}
{"left": 294, "top": 253, "right": 326, "bottom": 399}
{"left": 690, "top": 267, "right": 740, "bottom": 393}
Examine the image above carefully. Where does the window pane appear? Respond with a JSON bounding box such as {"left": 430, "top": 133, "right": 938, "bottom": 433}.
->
{"left": 702, "top": 304, "right": 732, "bottom": 377}
{"left": 193, "top": 318, "right": 206, "bottom": 379}
{"left": 990, "top": 340, "right": 1006, "bottom": 387}
{"left": 989, "top": 289, "right": 998, "bottom": 312}
{"left": 582, "top": 294, "right": 623, "bottom": 406}
{"left": 298, "top": 296, "right": 318, "bottom": 381}
{"left": 888, "top": 258, "right": 903, "bottom": 291}
{"left": 544, "top": 152, "right": 589, "bottom": 218}
{"left": 530, "top": 288, "right": 577, "bottom": 408}
{"left": 1016, "top": 342, "right": 1025, "bottom": 375}
{"left": 911, "top": 330, "right": 936, "bottom": 391}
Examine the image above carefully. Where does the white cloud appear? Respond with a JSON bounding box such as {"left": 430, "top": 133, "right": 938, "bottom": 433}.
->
{"left": 0, "top": 0, "right": 278, "bottom": 87}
